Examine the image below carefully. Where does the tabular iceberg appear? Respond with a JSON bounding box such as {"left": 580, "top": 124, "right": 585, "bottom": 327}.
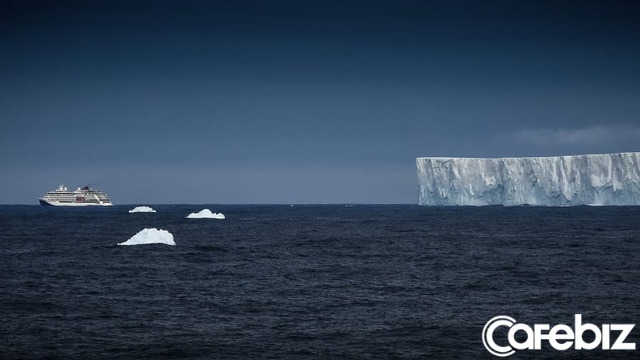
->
{"left": 416, "top": 152, "right": 640, "bottom": 206}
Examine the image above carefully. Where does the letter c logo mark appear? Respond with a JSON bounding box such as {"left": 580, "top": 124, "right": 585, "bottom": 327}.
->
{"left": 483, "top": 316, "right": 516, "bottom": 357}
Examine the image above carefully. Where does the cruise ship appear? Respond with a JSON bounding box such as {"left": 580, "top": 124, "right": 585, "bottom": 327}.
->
{"left": 39, "top": 185, "right": 113, "bottom": 206}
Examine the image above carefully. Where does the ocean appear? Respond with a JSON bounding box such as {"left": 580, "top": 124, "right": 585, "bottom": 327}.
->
{"left": 1, "top": 205, "right": 639, "bottom": 359}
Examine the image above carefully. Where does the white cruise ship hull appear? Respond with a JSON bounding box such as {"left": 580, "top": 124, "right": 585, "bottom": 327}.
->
{"left": 39, "top": 199, "right": 113, "bottom": 206}
{"left": 39, "top": 185, "right": 114, "bottom": 206}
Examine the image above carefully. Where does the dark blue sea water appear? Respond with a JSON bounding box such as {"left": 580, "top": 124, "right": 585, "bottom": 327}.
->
{"left": 1, "top": 205, "right": 639, "bottom": 359}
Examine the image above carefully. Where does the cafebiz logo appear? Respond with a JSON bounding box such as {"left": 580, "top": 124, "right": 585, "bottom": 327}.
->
{"left": 482, "top": 314, "right": 635, "bottom": 357}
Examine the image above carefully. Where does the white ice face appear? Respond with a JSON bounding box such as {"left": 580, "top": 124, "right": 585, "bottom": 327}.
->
{"left": 118, "top": 228, "right": 175, "bottom": 246}
{"left": 416, "top": 153, "right": 640, "bottom": 206}
{"left": 186, "top": 209, "right": 225, "bottom": 219}
{"left": 128, "top": 206, "right": 157, "bottom": 213}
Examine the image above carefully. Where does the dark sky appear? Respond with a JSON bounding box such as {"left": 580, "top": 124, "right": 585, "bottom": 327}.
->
{"left": 2, "top": 0, "right": 639, "bottom": 204}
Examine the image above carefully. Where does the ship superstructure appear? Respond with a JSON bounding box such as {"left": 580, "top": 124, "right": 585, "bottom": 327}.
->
{"left": 39, "top": 185, "right": 113, "bottom": 206}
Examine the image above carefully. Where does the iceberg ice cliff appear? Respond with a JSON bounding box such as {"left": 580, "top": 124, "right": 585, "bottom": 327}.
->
{"left": 416, "top": 152, "right": 640, "bottom": 206}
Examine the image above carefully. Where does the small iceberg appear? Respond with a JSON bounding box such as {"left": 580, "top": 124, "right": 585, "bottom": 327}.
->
{"left": 186, "top": 209, "right": 225, "bottom": 219}
{"left": 118, "top": 228, "right": 175, "bottom": 246}
{"left": 128, "top": 206, "right": 156, "bottom": 213}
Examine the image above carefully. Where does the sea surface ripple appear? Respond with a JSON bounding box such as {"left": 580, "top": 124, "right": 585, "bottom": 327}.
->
{"left": 1, "top": 205, "right": 639, "bottom": 359}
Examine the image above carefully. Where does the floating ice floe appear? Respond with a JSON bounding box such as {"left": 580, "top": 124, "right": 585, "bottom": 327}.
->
{"left": 128, "top": 206, "right": 156, "bottom": 213}
{"left": 118, "top": 228, "right": 175, "bottom": 246}
{"left": 186, "top": 209, "right": 225, "bottom": 219}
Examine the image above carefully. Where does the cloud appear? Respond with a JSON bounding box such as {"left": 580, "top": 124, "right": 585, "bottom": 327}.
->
{"left": 512, "top": 125, "right": 640, "bottom": 148}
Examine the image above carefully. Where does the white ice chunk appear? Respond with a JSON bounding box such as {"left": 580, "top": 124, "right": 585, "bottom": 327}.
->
{"left": 128, "top": 206, "right": 156, "bottom": 213}
{"left": 118, "top": 228, "right": 175, "bottom": 246}
{"left": 186, "top": 209, "right": 226, "bottom": 219}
